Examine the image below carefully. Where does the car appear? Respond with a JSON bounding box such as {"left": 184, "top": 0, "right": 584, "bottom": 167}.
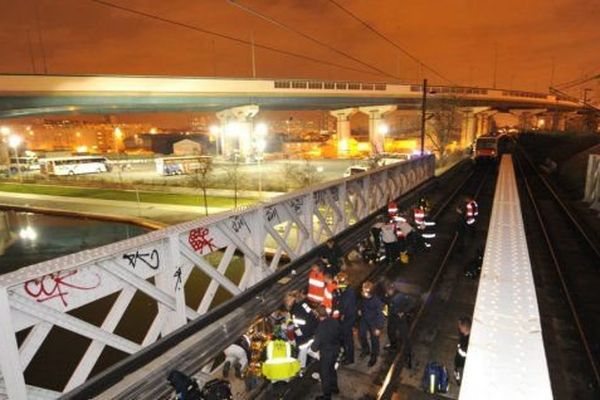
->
{"left": 343, "top": 165, "right": 368, "bottom": 177}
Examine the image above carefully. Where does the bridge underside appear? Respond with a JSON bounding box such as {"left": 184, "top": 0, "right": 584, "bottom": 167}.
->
{"left": 0, "top": 95, "right": 580, "bottom": 119}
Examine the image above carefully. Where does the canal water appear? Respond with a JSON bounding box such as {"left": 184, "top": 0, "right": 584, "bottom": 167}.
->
{"left": 0, "top": 209, "right": 245, "bottom": 392}
{"left": 0, "top": 209, "right": 149, "bottom": 274}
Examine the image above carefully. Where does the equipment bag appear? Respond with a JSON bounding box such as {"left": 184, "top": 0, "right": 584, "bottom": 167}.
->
{"left": 421, "top": 362, "right": 449, "bottom": 394}
{"left": 167, "top": 369, "right": 203, "bottom": 400}
{"left": 400, "top": 251, "right": 409, "bottom": 264}
{"left": 200, "top": 379, "right": 233, "bottom": 400}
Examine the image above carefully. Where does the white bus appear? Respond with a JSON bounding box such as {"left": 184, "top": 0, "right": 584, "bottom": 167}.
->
{"left": 9, "top": 156, "right": 40, "bottom": 172}
{"left": 40, "top": 156, "right": 110, "bottom": 176}
{"left": 155, "top": 155, "right": 211, "bottom": 176}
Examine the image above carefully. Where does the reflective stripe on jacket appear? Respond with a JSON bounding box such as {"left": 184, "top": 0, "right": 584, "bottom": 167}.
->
{"left": 261, "top": 340, "right": 301, "bottom": 381}
{"left": 307, "top": 270, "right": 325, "bottom": 303}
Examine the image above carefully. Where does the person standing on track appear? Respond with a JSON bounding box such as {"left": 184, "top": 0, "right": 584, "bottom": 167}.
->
{"left": 381, "top": 218, "right": 399, "bottom": 265}
{"left": 358, "top": 281, "right": 385, "bottom": 367}
{"left": 456, "top": 195, "right": 477, "bottom": 251}
{"left": 311, "top": 305, "right": 342, "bottom": 400}
{"left": 383, "top": 282, "right": 415, "bottom": 369}
{"left": 320, "top": 239, "right": 343, "bottom": 277}
{"left": 284, "top": 291, "right": 319, "bottom": 370}
{"left": 307, "top": 264, "right": 326, "bottom": 306}
{"left": 454, "top": 316, "right": 472, "bottom": 385}
{"left": 335, "top": 272, "right": 357, "bottom": 365}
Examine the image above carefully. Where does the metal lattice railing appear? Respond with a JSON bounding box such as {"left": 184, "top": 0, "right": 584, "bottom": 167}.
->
{"left": 0, "top": 155, "right": 435, "bottom": 400}
{"left": 584, "top": 154, "right": 600, "bottom": 211}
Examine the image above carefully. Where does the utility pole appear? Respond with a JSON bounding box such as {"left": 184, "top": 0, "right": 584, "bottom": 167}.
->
{"left": 35, "top": 0, "right": 48, "bottom": 74}
{"left": 420, "top": 78, "right": 427, "bottom": 155}
{"left": 492, "top": 43, "right": 498, "bottom": 89}
{"left": 26, "top": 29, "right": 37, "bottom": 73}
{"left": 250, "top": 31, "right": 256, "bottom": 78}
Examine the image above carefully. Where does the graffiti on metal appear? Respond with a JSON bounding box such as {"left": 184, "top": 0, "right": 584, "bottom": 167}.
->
{"left": 23, "top": 270, "right": 101, "bottom": 307}
{"left": 122, "top": 249, "right": 160, "bottom": 270}
{"left": 188, "top": 227, "right": 218, "bottom": 254}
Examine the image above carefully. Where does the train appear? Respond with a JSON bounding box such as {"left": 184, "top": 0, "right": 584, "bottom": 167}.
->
{"left": 473, "top": 134, "right": 510, "bottom": 161}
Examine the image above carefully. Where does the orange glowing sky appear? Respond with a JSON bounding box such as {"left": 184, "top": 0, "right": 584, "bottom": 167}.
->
{"left": 1, "top": 0, "right": 599, "bottom": 98}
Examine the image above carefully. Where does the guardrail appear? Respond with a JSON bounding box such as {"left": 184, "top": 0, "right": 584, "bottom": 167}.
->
{"left": 584, "top": 154, "right": 600, "bottom": 212}
{"left": 0, "top": 155, "right": 435, "bottom": 400}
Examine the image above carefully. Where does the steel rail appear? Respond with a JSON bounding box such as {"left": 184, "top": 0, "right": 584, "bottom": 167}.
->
{"left": 513, "top": 149, "right": 600, "bottom": 389}
{"left": 376, "top": 164, "right": 492, "bottom": 400}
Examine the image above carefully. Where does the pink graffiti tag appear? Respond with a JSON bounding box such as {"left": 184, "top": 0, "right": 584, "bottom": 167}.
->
{"left": 188, "top": 227, "right": 217, "bottom": 253}
{"left": 24, "top": 270, "right": 101, "bottom": 307}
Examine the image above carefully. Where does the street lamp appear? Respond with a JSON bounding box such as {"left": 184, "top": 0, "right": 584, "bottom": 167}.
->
{"left": 377, "top": 123, "right": 389, "bottom": 153}
{"left": 8, "top": 134, "right": 23, "bottom": 182}
{"left": 209, "top": 125, "right": 221, "bottom": 156}
{"left": 256, "top": 138, "right": 267, "bottom": 199}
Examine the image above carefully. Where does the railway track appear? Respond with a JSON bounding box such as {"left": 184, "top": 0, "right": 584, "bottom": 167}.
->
{"left": 376, "top": 162, "right": 496, "bottom": 399}
{"left": 268, "top": 162, "right": 498, "bottom": 400}
{"left": 513, "top": 146, "right": 600, "bottom": 399}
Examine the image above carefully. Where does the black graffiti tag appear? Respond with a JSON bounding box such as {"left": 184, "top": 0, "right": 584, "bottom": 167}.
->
{"left": 123, "top": 249, "right": 160, "bottom": 270}
{"left": 173, "top": 266, "right": 183, "bottom": 291}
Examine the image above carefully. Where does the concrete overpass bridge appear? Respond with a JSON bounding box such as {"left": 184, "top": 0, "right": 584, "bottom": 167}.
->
{"left": 0, "top": 74, "right": 586, "bottom": 157}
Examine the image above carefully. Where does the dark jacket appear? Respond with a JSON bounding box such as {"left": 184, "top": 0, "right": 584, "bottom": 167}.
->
{"left": 321, "top": 243, "right": 342, "bottom": 267}
{"left": 359, "top": 295, "right": 385, "bottom": 329}
{"left": 386, "top": 292, "right": 415, "bottom": 318}
{"left": 311, "top": 317, "right": 341, "bottom": 354}
{"left": 291, "top": 301, "right": 319, "bottom": 345}
{"left": 337, "top": 286, "right": 357, "bottom": 325}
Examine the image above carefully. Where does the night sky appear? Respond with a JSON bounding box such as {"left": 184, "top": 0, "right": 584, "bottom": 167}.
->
{"left": 1, "top": 0, "right": 599, "bottom": 95}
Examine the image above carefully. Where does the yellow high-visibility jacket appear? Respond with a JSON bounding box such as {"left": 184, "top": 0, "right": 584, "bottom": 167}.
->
{"left": 261, "top": 339, "right": 301, "bottom": 381}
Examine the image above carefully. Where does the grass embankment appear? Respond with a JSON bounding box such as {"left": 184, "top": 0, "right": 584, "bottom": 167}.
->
{"left": 0, "top": 182, "right": 253, "bottom": 208}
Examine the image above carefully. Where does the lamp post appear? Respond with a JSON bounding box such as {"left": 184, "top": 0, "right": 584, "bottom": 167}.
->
{"left": 209, "top": 125, "right": 221, "bottom": 156}
{"left": 377, "top": 123, "right": 389, "bottom": 154}
{"left": 420, "top": 78, "right": 428, "bottom": 156}
{"left": 255, "top": 123, "right": 268, "bottom": 200}
{"left": 8, "top": 135, "right": 23, "bottom": 182}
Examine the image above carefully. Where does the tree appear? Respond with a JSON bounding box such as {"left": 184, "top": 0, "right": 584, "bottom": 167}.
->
{"left": 223, "top": 156, "right": 245, "bottom": 208}
{"left": 191, "top": 157, "right": 214, "bottom": 216}
{"left": 286, "top": 158, "right": 323, "bottom": 189}
{"left": 426, "top": 97, "right": 463, "bottom": 160}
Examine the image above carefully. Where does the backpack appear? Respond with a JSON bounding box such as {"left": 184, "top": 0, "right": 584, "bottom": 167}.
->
{"left": 421, "top": 362, "right": 449, "bottom": 394}
{"left": 200, "top": 379, "right": 233, "bottom": 400}
{"left": 167, "top": 370, "right": 203, "bottom": 400}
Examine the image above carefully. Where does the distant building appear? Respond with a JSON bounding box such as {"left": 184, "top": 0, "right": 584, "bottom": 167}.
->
{"left": 173, "top": 138, "right": 202, "bottom": 155}
{"left": 124, "top": 133, "right": 211, "bottom": 155}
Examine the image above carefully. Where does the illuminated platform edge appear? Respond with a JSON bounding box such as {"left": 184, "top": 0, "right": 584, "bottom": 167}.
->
{"left": 459, "top": 155, "right": 552, "bottom": 399}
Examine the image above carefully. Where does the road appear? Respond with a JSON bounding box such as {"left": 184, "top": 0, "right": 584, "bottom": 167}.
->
{"left": 0, "top": 191, "right": 211, "bottom": 225}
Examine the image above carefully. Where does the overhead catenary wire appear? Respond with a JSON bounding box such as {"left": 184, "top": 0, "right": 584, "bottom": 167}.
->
{"left": 87, "top": 0, "right": 386, "bottom": 79}
{"left": 227, "top": 0, "right": 400, "bottom": 81}
{"left": 326, "top": 0, "right": 453, "bottom": 84}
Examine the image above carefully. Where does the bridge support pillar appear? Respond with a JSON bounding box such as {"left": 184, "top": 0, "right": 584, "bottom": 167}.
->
{"left": 330, "top": 107, "right": 358, "bottom": 157}
{"left": 510, "top": 109, "right": 547, "bottom": 131}
{"left": 216, "top": 105, "right": 259, "bottom": 161}
{"left": 551, "top": 112, "right": 567, "bottom": 132}
{"left": 358, "top": 105, "right": 397, "bottom": 154}
{"left": 0, "top": 137, "right": 9, "bottom": 168}
{"left": 461, "top": 107, "right": 489, "bottom": 146}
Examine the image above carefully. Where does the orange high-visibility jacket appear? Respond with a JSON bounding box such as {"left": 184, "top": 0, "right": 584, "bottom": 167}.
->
{"left": 307, "top": 269, "right": 325, "bottom": 304}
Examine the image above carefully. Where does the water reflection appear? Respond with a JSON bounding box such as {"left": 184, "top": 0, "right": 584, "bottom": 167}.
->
{"left": 0, "top": 209, "right": 148, "bottom": 274}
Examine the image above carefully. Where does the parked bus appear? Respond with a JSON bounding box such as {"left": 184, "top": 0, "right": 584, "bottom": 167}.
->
{"left": 40, "top": 156, "right": 110, "bottom": 176}
{"left": 155, "top": 155, "right": 211, "bottom": 176}
{"left": 9, "top": 156, "right": 40, "bottom": 172}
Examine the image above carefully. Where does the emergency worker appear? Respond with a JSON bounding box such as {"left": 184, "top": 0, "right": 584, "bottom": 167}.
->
{"left": 320, "top": 239, "right": 342, "bottom": 277}
{"left": 222, "top": 333, "right": 252, "bottom": 379}
{"left": 358, "top": 281, "right": 385, "bottom": 367}
{"left": 311, "top": 305, "right": 342, "bottom": 400}
{"left": 335, "top": 272, "right": 357, "bottom": 365}
{"left": 381, "top": 218, "right": 399, "bottom": 265}
{"left": 322, "top": 273, "right": 338, "bottom": 316}
{"left": 454, "top": 316, "right": 472, "bottom": 385}
{"left": 261, "top": 338, "right": 301, "bottom": 382}
{"left": 307, "top": 264, "right": 326, "bottom": 305}
{"left": 284, "top": 291, "right": 319, "bottom": 369}
{"left": 383, "top": 282, "right": 415, "bottom": 368}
